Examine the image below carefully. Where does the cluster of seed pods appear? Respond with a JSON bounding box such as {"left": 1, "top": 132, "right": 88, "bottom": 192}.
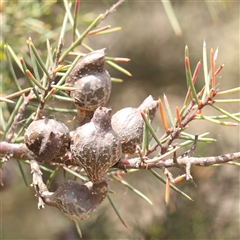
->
{"left": 24, "top": 49, "right": 158, "bottom": 221}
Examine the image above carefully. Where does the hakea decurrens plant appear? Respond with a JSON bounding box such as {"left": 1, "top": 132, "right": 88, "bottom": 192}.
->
{"left": 1, "top": 41, "right": 240, "bottom": 226}
{"left": 0, "top": 0, "right": 239, "bottom": 230}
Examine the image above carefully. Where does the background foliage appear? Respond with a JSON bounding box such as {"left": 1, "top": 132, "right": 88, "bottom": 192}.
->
{"left": 1, "top": 1, "right": 239, "bottom": 239}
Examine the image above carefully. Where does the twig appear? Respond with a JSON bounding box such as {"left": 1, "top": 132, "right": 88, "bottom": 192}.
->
{"left": 102, "top": 0, "right": 125, "bottom": 21}
{"left": 30, "top": 160, "right": 51, "bottom": 209}
{"left": 179, "top": 134, "right": 198, "bottom": 158}
{"left": 0, "top": 142, "right": 35, "bottom": 160}
{"left": 35, "top": 40, "right": 64, "bottom": 120}
{"left": 5, "top": 91, "right": 35, "bottom": 142}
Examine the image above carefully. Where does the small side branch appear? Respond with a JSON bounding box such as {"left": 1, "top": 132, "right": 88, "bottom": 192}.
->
{"left": 176, "top": 153, "right": 240, "bottom": 166}
{"left": 5, "top": 91, "right": 34, "bottom": 142}
{"left": 102, "top": 0, "right": 125, "bottom": 20}
{"left": 0, "top": 142, "right": 35, "bottom": 161}
{"left": 35, "top": 40, "right": 63, "bottom": 120}
{"left": 30, "top": 160, "right": 52, "bottom": 209}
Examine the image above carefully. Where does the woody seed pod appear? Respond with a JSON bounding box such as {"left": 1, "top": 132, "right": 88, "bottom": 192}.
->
{"left": 70, "top": 106, "right": 122, "bottom": 183}
{"left": 111, "top": 95, "right": 158, "bottom": 154}
{"left": 66, "top": 49, "right": 111, "bottom": 111}
{"left": 43, "top": 180, "right": 109, "bottom": 222}
{"left": 24, "top": 118, "right": 70, "bottom": 162}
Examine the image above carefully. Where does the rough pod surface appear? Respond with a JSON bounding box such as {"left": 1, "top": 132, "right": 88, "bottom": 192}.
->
{"left": 111, "top": 95, "right": 158, "bottom": 154}
{"left": 70, "top": 106, "right": 122, "bottom": 183}
{"left": 43, "top": 180, "right": 109, "bottom": 222}
{"left": 24, "top": 118, "right": 70, "bottom": 162}
{"left": 66, "top": 49, "right": 111, "bottom": 111}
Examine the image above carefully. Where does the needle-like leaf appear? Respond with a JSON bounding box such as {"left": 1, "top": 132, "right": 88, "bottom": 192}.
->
{"left": 185, "top": 57, "right": 199, "bottom": 105}
{"left": 114, "top": 176, "right": 153, "bottom": 205}
{"left": 106, "top": 60, "right": 132, "bottom": 76}
{"left": 2, "top": 97, "right": 23, "bottom": 140}
{"left": 141, "top": 111, "right": 162, "bottom": 147}
{"left": 107, "top": 195, "right": 130, "bottom": 230}
{"left": 163, "top": 94, "right": 175, "bottom": 127}
{"left": 27, "top": 39, "right": 50, "bottom": 77}
{"left": 150, "top": 169, "right": 194, "bottom": 201}
{"left": 210, "top": 104, "right": 240, "bottom": 123}
{"left": 159, "top": 99, "right": 169, "bottom": 132}
{"left": 60, "top": 14, "right": 103, "bottom": 62}
{"left": 4, "top": 45, "right": 22, "bottom": 91}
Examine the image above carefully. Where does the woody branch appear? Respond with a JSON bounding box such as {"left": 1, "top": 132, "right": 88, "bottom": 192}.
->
{"left": 1, "top": 141, "right": 239, "bottom": 169}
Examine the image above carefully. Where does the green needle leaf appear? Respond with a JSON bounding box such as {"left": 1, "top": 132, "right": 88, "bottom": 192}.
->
{"left": 46, "top": 167, "right": 60, "bottom": 188}
{"left": 214, "top": 99, "right": 240, "bottom": 103}
{"left": 46, "top": 39, "right": 54, "bottom": 70}
{"left": 50, "top": 94, "right": 73, "bottom": 102}
{"left": 210, "top": 104, "right": 240, "bottom": 123}
{"left": 17, "top": 160, "right": 28, "bottom": 187}
{"left": 75, "top": 222, "right": 82, "bottom": 239}
{"left": 2, "top": 96, "right": 23, "bottom": 140}
{"left": 114, "top": 176, "right": 153, "bottom": 205}
{"left": 111, "top": 78, "right": 123, "bottom": 83}
{"left": 29, "top": 43, "right": 41, "bottom": 82}
{"left": 161, "top": 0, "right": 182, "bottom": 36}
{"left": 202, "top": 40, "right": 210, "bottom": 100}
{"left": 92, "top": 27, "right": 122, "bottom": 35}
{"left": 4, "top": 88, "right": 32, "bottom": 101}
{"left": 20, "top": 58, "right": 41, "bottom": 101}
{"left": 59, "top": 11, "right": 69, "bottom": 48}
{"left": 196, "top": 114, "right": 238, "bottom": 126}
{"left": 179, "top": 132, "right": 216, "bottom": 145}
{"left": 57, "top": 54, "right": 82, "bottom": 86}
{"left": 106, "top": 60, "right": 132, "bottom": 76}
{"left": 60, "top": 14, "right": 103, "bottom": 62}
{"left": 141, "top": 111, "right": 162, "bottom": 147}
{"left": 185, "top": 56, "right": 199, "bottom": 105}
{"left": 23, "top": 161, "right": 54, "bottom": 174}
{"left": 150, "top": 169, "right": 194, "bottom": 201}
{"left": 41, "top": 105, "right": 77, "bottom": 113}
{"left": 26, "top": 69, "right": 45, "bottom": 91}
{"left": 225, "top": 161, "right": 240, "bottom": 167}
{"left": 163, "top": 94, "right": 175, "bottom": 127}
{"left": 73, "top": 0, "right": 80, "bottom": 42}
{"left": 62, "top": 166, "right": 88, "bottom": 182}
{"left": 142, "top": 108, "right": 149, "bottom": 154}
{"left": 27, "top": 40, "right": 50, "bottom": 77}
{"left": 107, "top": 195, "right": 130, "bottom": 230}
{"left": 217, "top": 87, "right": 240, "bottom": 95}
{"left": 6, "top": 45, "right": 23, "bottom": 73}
{"left": 4, "top": 44, "right": 22, "bottom": 91}
{"left": 195, "top": 112, "right": 240, "bottom": 120}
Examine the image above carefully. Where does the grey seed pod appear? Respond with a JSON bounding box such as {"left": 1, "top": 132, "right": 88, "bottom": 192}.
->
{"left": 70, "top": 106, "right": 122, "bottom": 183}
{"left": 43, "top": 180, "right": 109, "bottom": 222}
{"left": 66, "top": 49, "right": 111, "bottom": 111}
{"left": 24, "top": 118, "right": 70, "bottom": 162}
{"left": 111, "top": 95, "right": 158, "bottom": 154}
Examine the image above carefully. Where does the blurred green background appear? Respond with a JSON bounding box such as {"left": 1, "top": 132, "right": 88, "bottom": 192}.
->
{"left": 1, "top": 1, "right": 239, "bottom": 239}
